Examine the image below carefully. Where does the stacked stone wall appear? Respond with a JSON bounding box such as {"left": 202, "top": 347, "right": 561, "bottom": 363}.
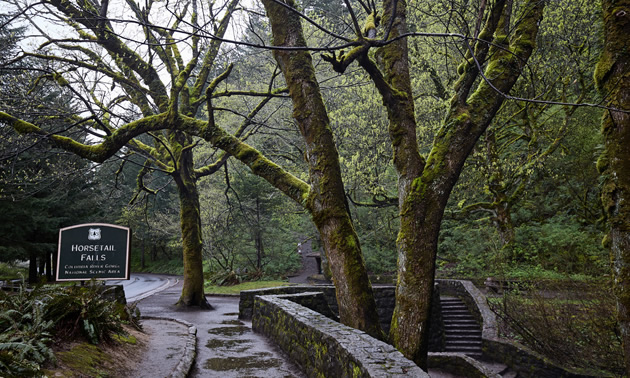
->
{"left": 241, "top": 281, "right": 594, "bottom": 377}
{"left": 252, "top": 293, "right": 428, "bottom": 378}
{"left": 240, "top": 285, "right": 397, "bottom": 333}
{"left": 483, "top": 339, "right": 593, "bottom": 378}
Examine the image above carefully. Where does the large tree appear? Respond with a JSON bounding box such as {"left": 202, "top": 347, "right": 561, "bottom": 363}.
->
{"left": 0, "top": 0, "right": 267, "bottom": 308}
{"left": 595, "top": 0, "right": 630, "bottom": 374}
{"left": 315, "top": 0, "right": 544, "bottom": 365}
{"left": 0, "top": 0, "right": 558, "bottom": 367}
{"left": 1, "top": 0, "right": 387, "bottom": 338}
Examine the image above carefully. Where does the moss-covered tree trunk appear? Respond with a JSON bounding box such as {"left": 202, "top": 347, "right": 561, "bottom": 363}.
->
{"left": 358, "top": 0, "right": 544, "bottom": 367}
{"left": 485, "top": 130, "right": 516, "bottom": 247}
{"left": 173, "top": 132, "right": 211, "bottom": 308}
{"left": 595, "top": 1, "right": 630, "bottom": 374}
{"left": 359, "top": 0, "right": 430, "bottom": 362}
{"left": 261, "top": 0, "right": 384, "bottom": 340}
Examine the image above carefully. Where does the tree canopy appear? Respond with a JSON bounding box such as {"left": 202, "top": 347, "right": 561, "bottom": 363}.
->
{"left": 1, "top": 0, "right": 629, "bottom": 372}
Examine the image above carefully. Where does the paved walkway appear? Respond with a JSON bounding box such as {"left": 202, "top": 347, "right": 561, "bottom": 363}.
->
{"left": 131, "top": 260, "right": 473, "bottom": 377}
{"left": 134, "top": 282, "right": 305, "bottom": 377}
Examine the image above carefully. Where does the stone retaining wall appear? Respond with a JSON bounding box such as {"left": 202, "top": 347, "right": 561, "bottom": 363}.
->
{"left": 427, "top": 353, "right": 500, "bottom": 378}
{"left": 482, "top": 338, "right": 593, "bottom": 378}
{"left": 437, "top": 280, "right": 595, "bottom": 378}
{"left": 252, "top": 293, "right": 428, "bottom": 378}
{"left": 240, "top": 285, "right": 396, "bottom": 333}
{"left": 241, "top": 281, "right": 594, "bottom": 377}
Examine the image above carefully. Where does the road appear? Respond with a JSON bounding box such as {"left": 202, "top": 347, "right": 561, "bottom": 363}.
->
{"left": 107, "top": 273, "right": 179, "bottom": 303}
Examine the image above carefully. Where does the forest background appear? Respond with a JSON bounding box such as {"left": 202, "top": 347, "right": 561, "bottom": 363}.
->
{"left": 0, "top": 0, "right": 626, "bottom": 375}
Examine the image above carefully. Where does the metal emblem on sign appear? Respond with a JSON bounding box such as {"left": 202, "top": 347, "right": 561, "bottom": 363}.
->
{"left": 88, "top": 228, "right": 102, "bottom": 241}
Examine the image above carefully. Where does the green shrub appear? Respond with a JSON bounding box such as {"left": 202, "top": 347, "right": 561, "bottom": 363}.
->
{"left": 0, "top": 262, "right": 27, "bottom": 281}
{"left": 511, "top": 215, "right": 606, "bottom": 275}
{"left": 0, "top": 281, "right": 55, "bottom": 377}
{"left": 0, "top": 279, "right": 139, "bottom": 375}
{"left": 438, "top": 221, "right": 500, "bottom": 278}
{"left": 489, "top": 280, "right": 623, "bottom": 375}
{"left": 363, "top": 244, "right": 397, "bottom": 275}
{"left": 43, "top": 283, "right": 127, "bottom": 344}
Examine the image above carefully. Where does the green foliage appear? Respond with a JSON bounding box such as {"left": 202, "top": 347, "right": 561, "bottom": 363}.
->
{"left": 489, "top": 280, "right": 623, "bottom": 375}
{"left": 438, "top": 214, "right": 607, "bottom": 280}
{"left": 129, "top": 255, "right": 184, "bottom": 275}
{"left": 43, "top": 283, "right": 129, "bottom": 345}
{"left": 438, "top": 219, "right": 500, "bottom": 278}
{"left": 508, "top": 215, "right": 607, "bottom": 275}
{"left": 0, "top": 281, "right": 55, "bottom": 377}
{"left": 200, "top": 165, "right": 304, "bottom": 279}
{"left": 0, "top": 263, "right": 26, "bottom": 281}
{"left": 0, "top": 280, "right": 141, "bottom": 376}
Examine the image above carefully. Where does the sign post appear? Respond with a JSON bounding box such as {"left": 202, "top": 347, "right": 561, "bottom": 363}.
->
{"left": 56, "top": 223, "right": 131, "bottom": 281}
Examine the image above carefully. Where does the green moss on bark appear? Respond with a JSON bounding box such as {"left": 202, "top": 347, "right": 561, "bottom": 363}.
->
{"left": 596, "top": 1, "right": 630, "bottom": 374}
{"left": 262, "top": 0, "right": 384, "bottom": 340}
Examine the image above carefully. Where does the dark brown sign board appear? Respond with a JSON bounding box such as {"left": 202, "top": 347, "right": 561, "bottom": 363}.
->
{"left": 56, "top": 223, "right": 131, "bottom": 281}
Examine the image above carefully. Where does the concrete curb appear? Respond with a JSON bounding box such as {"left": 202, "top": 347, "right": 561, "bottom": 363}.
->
{"left": 141, "top": 316, "right": 197, "bottom": 378}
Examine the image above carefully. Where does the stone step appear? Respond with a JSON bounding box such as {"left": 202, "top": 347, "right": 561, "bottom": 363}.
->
{"left": 484, "top": 362, "right": 519, "bottom": 378}
{"left": 440, "top": 300, "right": 465, "bottom": 306}
{"left": 442, "top": 315, "right": 476, "bottom": 321}
{"left": 441, "top": 310, "right": 472, "bottom": 316}
{"left": 444, "top": 345, "right": 482, "bottom": 352}
{"left": 446, "top": 339, "right": 482, "bottom": 346}
{"left": 440, "top": 302, "right": 467, "bottom": 307}
{"left": 440, "top": 296, "right": 484, "bottom": 359}
{"left": 441, "top": 303, "right": 468, "bottom": 308}
{"left": 444, "top": 348, "right": 482, "bottom": 357}
{"left": 443, "top": 317, "right": 478, "bottom": 322}
{"left": 444, "top": 324, "right": 480, "bottom": 332}
{"left": 444, "top": 331, "right": 482, "bottom": 337}
{"left": 445, "top": 335, "right": 481, "bottom": 342}
{"left": 444, "top": 328, "right": 480, "bottom": 334}
{"left": 443, "top": 318, "right": 479, "bottom": 325}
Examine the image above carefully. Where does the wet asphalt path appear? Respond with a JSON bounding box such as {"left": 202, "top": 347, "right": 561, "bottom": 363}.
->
{"left": 135, "top": 280, "right": 305, "bottom": 378}
{"left": 108, "top": 273, "right": 178, "bottom": 302}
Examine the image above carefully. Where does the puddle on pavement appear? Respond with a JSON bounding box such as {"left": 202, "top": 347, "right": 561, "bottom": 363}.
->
{"left": 203, "top": 353, "right": 282, "bottom": 371}
{"left": 206, "top": 338, "right": 250, "bottom": 350}
{"left": 207, "top": 326, "right": 249, "bottom": 337}
{"left": 221, "top": 319, "right": 244, "bottom": 325}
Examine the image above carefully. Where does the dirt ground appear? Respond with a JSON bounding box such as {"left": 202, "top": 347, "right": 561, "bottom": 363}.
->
{"left": 43, "top": 325, "right": 149, "bottom": 377}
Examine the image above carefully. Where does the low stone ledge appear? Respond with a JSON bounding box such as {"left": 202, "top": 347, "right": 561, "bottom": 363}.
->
{"left": 428, "top": 352, "right": 500, "bottom": 378}
{"left": 483, "top": 338, "right": 595, "bottom": 378}
{"left": 243, "top": 281, "right": 591, "bottom": 377}
{"left": 240, "top": 285, "right": 337, "bottom": 320}
{"left": 240, "top": 285, "right": 395, "bottom": 333}
{"left": 280, "top": 291, "right": 338, "bottom": 320}
{"left": 252, "top": 293, "right": 428, "bottom": 378}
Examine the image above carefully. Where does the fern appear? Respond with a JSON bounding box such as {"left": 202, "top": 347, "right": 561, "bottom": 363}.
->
{"left": 0, "top": 280, "right": 55, "bottom": 377}
{"left": 44, "top": 282, "right": 127, "bottom": 344}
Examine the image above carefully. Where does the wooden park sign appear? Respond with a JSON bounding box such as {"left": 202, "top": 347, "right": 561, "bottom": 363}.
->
{"left": 56, "top": 223, "right": 131, "bottom": 281}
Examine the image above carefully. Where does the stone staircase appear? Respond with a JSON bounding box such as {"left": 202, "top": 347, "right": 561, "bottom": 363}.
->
{"left": 440, "top": 296, "right": 483, "bottom": 358}
{"left": 439, "top": 296, "right": 521, "bottom": 377}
